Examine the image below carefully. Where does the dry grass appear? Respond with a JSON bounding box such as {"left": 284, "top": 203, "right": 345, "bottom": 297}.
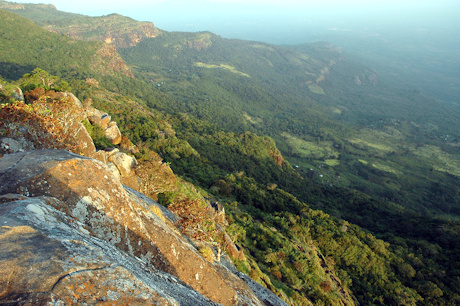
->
{"left": 198, "top": 245, "right": 214, "bottom": 262}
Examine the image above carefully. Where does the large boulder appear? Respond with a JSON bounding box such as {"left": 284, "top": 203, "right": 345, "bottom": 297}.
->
{"left": 0, "top": 137, "right": 33, "bottom": 154}
{"left": 104, "top": 122, "right": 122, "bottom": 145}
{"left": 0, "top": 150, "right": 273, "bottom": 305}
{"left": 55, "top": 92, "right": 85, "bottom": 122}
{"left": 0, "top": 196, "right": 218, "bottom": 305}
{"left": 86, "top": 107, "right": 111, "bottom": 129}
{"left": 67, "top": 121, "right": 96, "bottom": 157}
{"left": 107, "top": 149, "right": 140, "bottom": 190}
{"left": 86, "top": 106, "right": 122, "bottom": 145}
{"left": 107, "top": 149, "right": 137, "bottom": 177}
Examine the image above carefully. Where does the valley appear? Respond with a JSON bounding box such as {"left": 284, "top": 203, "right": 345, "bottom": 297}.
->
{"left": 1, "top": 1, "right": 459, "bottom": 304}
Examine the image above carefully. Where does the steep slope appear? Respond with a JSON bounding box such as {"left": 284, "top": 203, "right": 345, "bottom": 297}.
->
{"left": 0, "top": 9, "right": 133, "bottom": 80}
{"left": 0, "top": 83, "right": 287, "bottom": 305}
{"left": 0, "top": 1, "right": 159, "bottom": 49}
{"left": 0, "top": 150, "right": 272, "bottom": 305}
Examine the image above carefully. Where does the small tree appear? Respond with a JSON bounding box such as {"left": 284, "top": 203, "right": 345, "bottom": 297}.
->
{"left": 168, "top": 196, "right": 223, "bottom": 256}
{"left": 20, "top": 68, "right": 70, "bottom": 92}
{"left": 135, "top": 147, "right": 178, "bottom": 200}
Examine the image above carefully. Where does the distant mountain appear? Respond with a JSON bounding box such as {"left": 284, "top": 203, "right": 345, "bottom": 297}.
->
{"left": 43, "top": 13, "right": 159, "bottom": 48}
{"left": 0, "top": 0, "right": 159, "bottom": 48}
{"left": 120, "top": 31, "right": 460, "bottom": 139}
{"left": 4, "top": 1, "right": 458, "bottom": 139}
{"left": 0, "top": 9, "right": 133, "bottom": 80}
{"left": 0, "top": 0, "right": 77, "bottom": 20}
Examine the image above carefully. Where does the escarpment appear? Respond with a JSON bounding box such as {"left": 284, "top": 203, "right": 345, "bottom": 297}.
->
{"left": 0, "top": 89, "right": 287, "bottom": 305}
{"left": 0, "top": 150, "right": 265, "bottom": 305}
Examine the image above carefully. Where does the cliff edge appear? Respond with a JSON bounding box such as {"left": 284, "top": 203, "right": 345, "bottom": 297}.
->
{"left": 0, "top": 149, "right": 286, "bottom": 305}
{"left": 0, "top": 80, "right": 287, "bottom": 304}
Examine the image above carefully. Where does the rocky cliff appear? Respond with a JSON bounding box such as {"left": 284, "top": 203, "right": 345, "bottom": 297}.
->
{"left": 0, "top": 89, "right": 287, "bottom": 305}
{"left": 0, "top": 150, "right": 278, "bottom": 305}
{"left": 50, "top": 14, "right": 158, "bottom": 49}
{"left": 0, "top": 2, "right": 159, "bottom": 49}
{"left": 45, "top": 14, "right": 159, "bottom": 49}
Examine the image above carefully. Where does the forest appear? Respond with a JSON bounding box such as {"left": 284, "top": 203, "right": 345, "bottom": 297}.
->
{"left": 1, "top": 2, "right": 459, "bottom": 305}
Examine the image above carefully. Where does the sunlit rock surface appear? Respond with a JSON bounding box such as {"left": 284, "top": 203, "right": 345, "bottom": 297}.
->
{"left": 0, "top": 150, "right": 285, "bottom": 305}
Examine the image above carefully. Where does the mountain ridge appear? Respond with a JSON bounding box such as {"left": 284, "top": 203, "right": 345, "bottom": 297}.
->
{"left": 0, "top": 9, "right": 133, "bottom": 80}
{"left": 0, "top": 1, "right": 159, "bottom": 49}
{"left": 1, "top": 2, "right": 459, "bottom": 304}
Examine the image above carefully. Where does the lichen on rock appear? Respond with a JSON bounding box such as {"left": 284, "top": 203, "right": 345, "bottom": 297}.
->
{"left": 0, "top": 150, "right": 281, "bottom": 305}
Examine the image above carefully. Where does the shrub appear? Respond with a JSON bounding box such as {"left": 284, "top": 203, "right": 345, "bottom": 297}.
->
{"left": 198, "top": 245, "right": 214, "bottom": 262}
{"left": 90, "top": 123, "right": 113, "bottom": 149}
{"left": 168, "top": 196, "right": 217, "bottom": 243}
{"left": 0, "top": 99, "right": 79, "bottom": 153}
{"left": 135, "top": 148, "right": 178, "bottom": 201}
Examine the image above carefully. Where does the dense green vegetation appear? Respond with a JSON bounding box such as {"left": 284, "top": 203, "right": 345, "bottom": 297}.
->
{"left": 89, "top": 95, "right": 460, "bottom": 304}
{"left": 116, "top": 30, "right": 460, "bottom": 220}
{"left": 0, "top": 8, "right": 133, "bottom": 81}
{"left": 1, "top": 3, "right": 459, "bottom": 304}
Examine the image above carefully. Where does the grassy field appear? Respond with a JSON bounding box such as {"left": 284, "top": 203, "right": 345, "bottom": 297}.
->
{"left": 413, "top": 145, "right": 460, "bottom": 177}
{"left": 281, "top": 132, "right": 339, "bottom": 160}
{"left": 194, "top": 62, "right": 251, "bottom": 78}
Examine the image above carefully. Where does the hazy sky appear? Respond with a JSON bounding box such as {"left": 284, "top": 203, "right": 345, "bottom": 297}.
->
{"left": 10, "top": 0, "right": 460, "bottom": 44}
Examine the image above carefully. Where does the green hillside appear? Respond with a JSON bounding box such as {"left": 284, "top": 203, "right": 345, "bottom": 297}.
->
{"left": 0, "top": 0, "right": 81, "bottom": 21}
{"left": 0, "top": 1, "right": 159, "bottom": 49}
{"left": 1, "top": 2, "right": 460, "bottom": 304}
{"left": 0, "top": 9, "right": 133, "bottom": 81}
{"left": 117, "top": 30, "right": 460, "bottom": 217}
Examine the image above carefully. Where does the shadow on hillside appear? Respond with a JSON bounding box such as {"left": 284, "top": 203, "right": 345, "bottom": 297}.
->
{"left": 0, "top": 62, "right": 36, "bottom": 80}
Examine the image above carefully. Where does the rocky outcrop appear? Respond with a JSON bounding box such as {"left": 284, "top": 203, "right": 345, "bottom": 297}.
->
{"left": 70, "top": 120, "right": 97, "bottom": 157}
{"left": 0, "top": 150, "right": 278, "bottom": 305}
{"left": 57, "top": 93, "right": 96, "bottom": 156}
{"left": 0, "top": 88, "right": 139, "bottom": 190}
{"left": 102, "top": 20, "right": 160, "bottom": 49}
{"left": 86, "top": 106, "right": 122, "bottom": 145}
{"left": 0, "top": 196, "right": 217, "bottom": 305}
{"left": 93, "top": 44, "right": 134, "bottom": 78}
{"left": 41, "top": 13, "right": 159, "bottom": 49}
{"left": 104, "top": 122, "right": 123, "bottom": 145}
{"left": 107, "top": 148, "right": 140, "bottom": 190}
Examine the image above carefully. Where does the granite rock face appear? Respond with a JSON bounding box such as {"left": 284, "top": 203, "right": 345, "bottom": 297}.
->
{"left": 86, "top": 106, "right": 122, "bottom": 145}
{"left": 0, "top": 150, "right": 281, "bottom": 305}
{"left": 0, "top": 196, "right": 218, "bottom": 305}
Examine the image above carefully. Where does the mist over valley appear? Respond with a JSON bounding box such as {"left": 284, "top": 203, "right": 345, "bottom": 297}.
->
{"left": 1, "top": 0, "right": 460, "bottom": 304}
